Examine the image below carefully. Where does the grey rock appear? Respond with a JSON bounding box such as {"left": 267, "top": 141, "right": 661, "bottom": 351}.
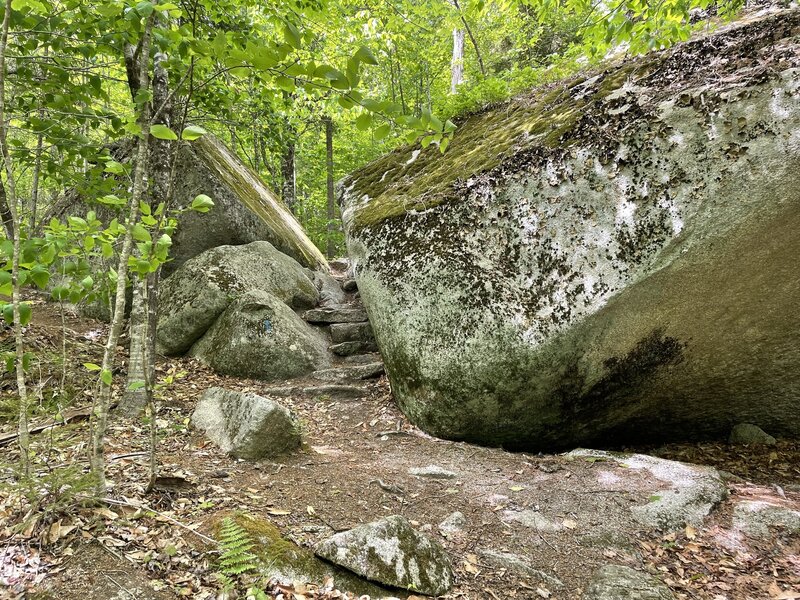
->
{"left": 304, "top": 306, "right": 369, "bottom": 324}
{"left": 438, "top": 512, "right": 466, "bottom": 540}
{"left": 331, "top": 341, "right": 379, "bottom": 356}
{"left": 729, "top": 423, "right": 777, "bottom": 446}
{"left": 343, "top": 279, "right": 358, "bottom": 292}
{"left": 157, "top": 241, "right": 319, "bottom": 355}
{"left": 330, "top": 322, "right": 375, "bottom": 344}
{"left": 312, "top": 363, "right": 385, "bottom": 382}
{"left": 502, "top": 510, "right": 563, "bottom": 533}
{"left": 314, "top": 515, "right": 453, "bottom": 596}
{"left": 191, "top": 387, "right": 301, "bottom": 459}
{"left": 314, "top": 271, "right": 347, "bottom": 307}
{"left": 569, "top": 450, "right": 727, "bottom": 530}
{"left": 339, "top": 13, "right": 800, "bottom": 450}
{"left": 478, "top": 549, "right": 563, "bottom": 588}
{"left": 733, "top": 500, "right": 800, "bottom": 538}
{"left": 189, "top": 290, "right": 330, "bottom": 380}
{"left": 583, "top": 565, "right": 673, "bottom": 600}
{"left": 342, "top": 353, "right": 383, "bottom": 365}
{"left": 409, "top": 465, "right": 458, "bottom": 480}
{"left": 302, "top": 385, "right": 369, "bottom": 400}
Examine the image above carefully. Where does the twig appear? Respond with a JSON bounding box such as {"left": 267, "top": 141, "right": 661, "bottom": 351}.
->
{"left": 103, "top": 572, "right": 137, "bottom": 599}
{"left": 99, "top": 497, "right": 217, "bottom": 545}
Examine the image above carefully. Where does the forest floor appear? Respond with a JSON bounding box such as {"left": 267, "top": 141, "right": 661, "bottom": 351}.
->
{"left": 0, "top": 301, "right": 799, "bottom": 600}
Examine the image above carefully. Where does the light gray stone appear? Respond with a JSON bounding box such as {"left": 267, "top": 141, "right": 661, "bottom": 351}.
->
{"left": 157, "top": 241, "right": 319, "bottom": 355}
{"left": 583, "top": 565, "right": 673, "bottom": 600}
{"left": 409, "top": 465, "right": 458, "bottom": 480}
{"left": 438, "top": 512, "right": 466, "bottom": 540}
{"left": 189, "top": 290, "right": 330, "bottom": 380}
{"left": 733, "top": 500, "right": 800, "bottom": 538}
{"left": 330, "top": 322, "right": 375, "bottom": 344}
{"left": 302, "top": 385, "right": 369, "bottom": 400}
{"left": 304, "top": 306, "right": 369, "bottom": 324}
{"left": 569, "top": 450, "right": 727, "bottom": 530}
{"left": 312, "top": 363, "right": 385, "bottom": 382}
{"left": 314, "top": 515, "right": 453, "bottom": 596}
{"left": 729, "top": 423, "right": 777, "bottom": 446}
{"left": 339, "top": 12, "right": 800, "bottom": 450}
{"left": 477, "top": 549, "right": 563, "bottom": 588}
{"left": 191, "top": 387, "right": 301, "bottom": 459}
{"left": 314, "top": 271, "right": 347, "bottom": 307}
{"left": 331, "top": 341, "right": 379, "bottom": 356}
{"left": 502, "top": 510, "right": 563, "bottom": 533}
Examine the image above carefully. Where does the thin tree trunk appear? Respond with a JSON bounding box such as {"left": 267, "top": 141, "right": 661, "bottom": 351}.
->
{"left": 0, "top": 0, "right": 30, "bottom": 477}
{"left": 0, "top": 176, "right": 13, "bottom": 240}
{"left": 324, "top": 116, "right": 335, "bottom": 259}
{"left": 452, "top": 0, "right": 486, "bottom": 77}
{"left": 281, "top": 135, "right": 296, "bottom": 213}
{"left": 451, "top": 29, "right": 465, "bottom": 94}
{"left": 89, "top": 10, "right": 155, "bottom": 494}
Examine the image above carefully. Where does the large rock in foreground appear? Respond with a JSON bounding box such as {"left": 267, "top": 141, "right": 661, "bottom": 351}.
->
{"left": 190, "top": 290, "right": 330, "bottom": 380}
{"left": 191, "top": 387, "right": 301, "bottom": 459}
{"left": 157, "top": 241, "right": 319, "bottom": 355}
{"left": 314, "top": 515, "right": 453, "bottom": 596}
{"left": 340, "top": 11, "right": 800, "bottom": 449}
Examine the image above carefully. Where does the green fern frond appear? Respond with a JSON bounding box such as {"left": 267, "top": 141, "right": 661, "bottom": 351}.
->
{"left": 217, "top": 517, "right": 260, "bottom": 579}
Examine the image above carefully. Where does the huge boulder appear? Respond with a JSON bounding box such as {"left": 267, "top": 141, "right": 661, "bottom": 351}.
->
{"left": 340, "top": 11, "right": 800, "bottom": 450}
{"left": 157, "top": 241, "right": 319, "bottom": 355}
{"left": 189, "top": 290, "right": 330, "bottom": 380}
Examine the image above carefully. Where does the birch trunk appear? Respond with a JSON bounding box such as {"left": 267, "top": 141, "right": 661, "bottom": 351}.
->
{"left": 451, "top": 29, "right": 465, "bottom": 95}
{"left": 324, "top": 116, "right": 336, "bottom": 259}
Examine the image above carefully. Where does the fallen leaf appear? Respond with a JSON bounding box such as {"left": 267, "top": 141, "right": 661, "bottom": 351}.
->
{"left": 685, "top": 524, "right": 697, "bottom": 540}
{"left": 267, "top": 508, "right": 291, "bottom": 516}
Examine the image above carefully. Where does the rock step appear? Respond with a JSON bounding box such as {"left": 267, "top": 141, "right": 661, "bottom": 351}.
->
{"left": 263, "top": 384, "right": 369, "bottom": 401}
{"left": 331, "top": 341, "right": 379, "bottom": 357}
{"left": 330, "top": 322, "right": 374, "bottom": 344}
{"left": 342, "top": 352, "right": 381, "bottom": 365}
{"left": 304, "top": 306, "right": 368, "bottom": 324}
{"left": 312, "top": 362, "right": 385, "bottom": 383}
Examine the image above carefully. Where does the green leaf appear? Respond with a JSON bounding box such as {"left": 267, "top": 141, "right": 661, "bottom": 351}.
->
{"left": 283, "top": 22, "right": 302, "bottom": 49}
{"left": 100, "top": 369, "right": 113, "bottom": 386}
{"left": 104, "top": 161, "right": 126, "bottom": 175}
{"left": 127, "top": 380, "right": 147, "bottom": 391}
{"left": 355, "top": 113, "right": 372, "bottom": 131}
{"left": 181, "top": 125, "right": 207, "bottom": 141}
{"left": 374, "top": 124, "right": 391, "bottom": 141}
{"left": 2, "top": 304, "right": 12, "bottom": 324}
{"left": 19, "top": 303, "right": 32, "bottom": 326}
{"left": 190, "top": 194, "right": 214, "bottom": 213}
{"left": 0, "top": 271, "right": 10, "bottom": 286}
{"left": 83, "top": 362, "right": 102, "bottom": 371}
{"left": 30, "top": 268, "right": 50, "bottom": 289}
{"left": 355, "top": 46, "right": 379, "bottom": 66}
{"left": 132, "top": 224, "right": 151, "bottom": 243}
{"left": 150, "top": 124, "right": 178, "bottom": 140}
{"left": 439, "top": 136, "right": 451, "bottom": 154}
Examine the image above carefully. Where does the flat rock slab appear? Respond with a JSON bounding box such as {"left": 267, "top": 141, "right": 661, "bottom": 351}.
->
{"left": 409, "top": 465, "right": 458, "bottom": 479}
{"left": 733, "top": 500, "right": 800, "bottom": 538}
{"left": 314, "top": 515, "right": 453, "bottom": 596}
{"left": 569, "top": 450, "right": 727, "bottom": 530}
{"left": 302, "top": 385, "right": 369, "bottom": 401}
{"left": 331, "top": 341, "right": 379, "bottom": 357}
{"left": 583, "top": 565, "right": 673, "bottom": 600}
{"left": 438, "top": 512, "right": 466, "bottom": 540}
{"left": 312, "top": 363, "right": 385, "bottom": 382}
{"left": 503, "top": 510, "right": 564, "bottom": 533}
{"left": 191, "top": 387, "right": 301, "bottom": 459}
{"left": 304, "top": 306, "right": 369, "bottom": 324}
{"left": 478, "top": 549, "right": 563, "bottom": 588}
{"left": 330, "top": 322, "right": 375, "bottom": 344}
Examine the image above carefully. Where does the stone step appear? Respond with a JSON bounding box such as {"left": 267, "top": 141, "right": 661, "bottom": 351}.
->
{"left": 303, "top": 306, "right": 368, "bottom": 324}
{"left": 342, "top": 353, "right": 382, "bottom": 365}
{"left": 331, "top": 341, "right": 379, "bottom": 357}
{"left": 330, "top": 322, "right": 375, "bottom": 344}
{"left": 263, "top": 384, "right": 369, "bottom": 401}
{"left": 312, "top": 362, "right": 385, "bottom": 383}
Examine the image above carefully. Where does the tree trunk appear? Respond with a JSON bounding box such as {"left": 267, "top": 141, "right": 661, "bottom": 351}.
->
{"left": 89, "top": 10, "right": 155, "bottom": 494}
{"left": 324, "top": 116, "right": 336, "bottom": 259}
{"left": 281, "top": 136, "right": 296, "bottom": 213}
{"left": 452, "top": 0, "right": 486, "bottom": 77}
{"left": 0, "top": 0, "right": 30, "bottom": 476}
{"left": 451, "top": 29, "right": 465, "bottom": 95}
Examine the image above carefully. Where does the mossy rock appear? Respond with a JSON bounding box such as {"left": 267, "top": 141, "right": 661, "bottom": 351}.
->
{"left": 209, "top": 513, "right": 394, "bottom": 598}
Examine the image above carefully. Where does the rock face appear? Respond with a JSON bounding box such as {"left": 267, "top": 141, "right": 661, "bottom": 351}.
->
{"left": 191, "top": 388, "right": 301, "bottom": 459}
{"left": 169, "top": 134, "right": 327, "bottom": 273}
{"left": 340, "top": 11, "right": 800, "bottom": 449}
{"left": 157, "top": 241, "right": 319, "bottom": 356}
{"left": 583, "top": 565, "right": 673, "bottom": 600}
{"left": 190, "top": 290, "right": 330, "bottom": 380}
{"left": 314, "top": 515, "right": 453, "bottom": 596}
{"left": 732, "top": 500, "right": 800, "bottom": 538}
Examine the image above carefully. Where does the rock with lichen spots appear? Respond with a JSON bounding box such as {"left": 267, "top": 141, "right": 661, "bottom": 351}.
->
{"left": 314, "top": 515, "right": 453, "bottom": 596}
{"left": 157, "top": 241, "right": 320, "bottom": 355}
{"left": 729, "top": 423, "right": 777, "bottom": 446}
{"left": 583, "top": 565, "right": 673, "bottom": 600}
{"left": 189, "top": 290, "right": 330, "bottom": 380}
{"left": 340, "top": 10, "right": 800, "bottom": 450}
{"left": 733, "top": 500, "right": 800, "bottom": 538}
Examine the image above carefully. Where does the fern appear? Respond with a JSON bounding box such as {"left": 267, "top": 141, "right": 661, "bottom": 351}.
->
{"left": 217, "top": 517, "right": 260, "bottom": 580}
